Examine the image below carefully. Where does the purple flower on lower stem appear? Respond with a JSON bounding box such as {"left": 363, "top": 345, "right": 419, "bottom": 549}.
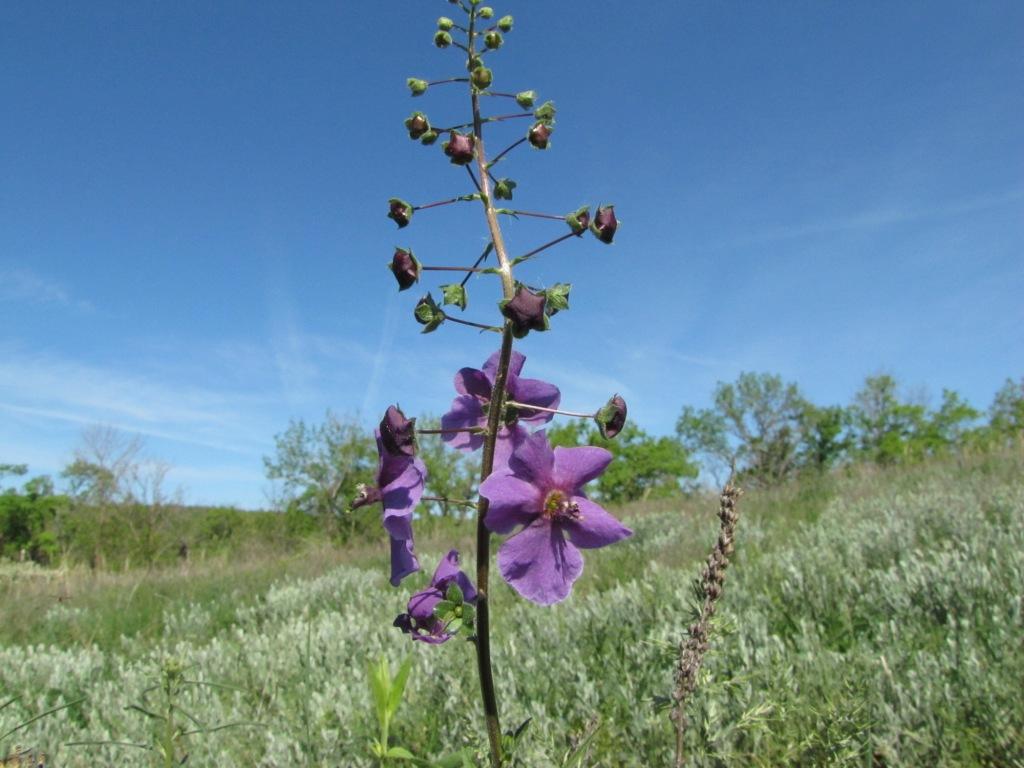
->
{"left": 479, "top": 431, "right": 632, "bottom": 605}
{"left": 394, "top": 549, "right": 478, "bottom": 644}
{"left": 352, "top": 431, "right": 426, "bottom": 585}
{"left": 441, "top": 350, "right": 560, "bottom": 468}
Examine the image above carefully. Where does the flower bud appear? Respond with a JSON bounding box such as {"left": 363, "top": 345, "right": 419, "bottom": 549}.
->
{"left": 514, "top": 90, "right": 536, "bottom": 109}
{"left": 565, "top": 205, "right": 590, "bottom": 235}
{"left": 380, "top": 405, "right": 417, "bottom": 457}
{"left": 494, "top": 177, "right": 517, "bottom": 200}
{"left": 543, "top": 283, "right": 571, "bottom": 316}
{"left": 443, "top": 131, "right": 475, "bottom": 165}
{"left": 590, "top": 204, "right": 618, "bottom": 244}
{"left": 479, "top": 7, "right": 493, "bottom": 18}
{"left": 404, "top": 111, "right": 431, "bottom": 140}
{"left": 420, "top": 129, "right": 439, "bottom": 145}
{"left": 484, "top": 31, "right": 503, "bottom": 50}
{"left": 499, "top": 285, "right": 549, "bottom": 338}
{"left": 470, "top": 66, "right": 493, "bottom": 90}
{"left": 407, "top": 77, "right": 428, "bottom": 97}
{"left": 434, "top": 30, "right": 453, "bottom": 48}
{"left": 388, "top": 198, "right": 413, "bottom": 229}
{"left": 389, "top": 248, "right": 421, "bottom": 291}
{"left": 595, "top": 394, "right": 627, "bottom": 439}
{"left": 533, "top": 100, "right": 556, "bottom": 125}
{"left": 437, "top": 16, "right": 454, "bottom": 31}
{"left": 498, "top": 15, "right": 514, "bottom": 32}
{"left": 466, "top": 55, "right": 483, "bottom": 72}
{"left": 414, "top": 293, "right": 445, "bottom": 333}
{"left": 528, "top": 121, "right": 552, "bottom": 149}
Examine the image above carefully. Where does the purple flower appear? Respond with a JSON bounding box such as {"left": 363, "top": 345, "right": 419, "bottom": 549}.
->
{"left": 352, "top": 431, "right": 426, "bottom": 585}
{"left": 389, "top": 248, "right": 420, "bottom": 291}
{"left": 479, "top": 431, "right": 632, "bottom": 605}
{"left": 380, "top": 404, "right": 417, "bottom": 457}
{"left": 388, "top": 198, "right": 413, "bottom": 229}
{"left": 528, "top": 122, "right": 552, "bottom": 150}
{"left": 441, "top": 350, "right": 560, "bottom": 468}
{"left": 590, "top": 204, "right": 618, "bottom": 244}
{"left": 500, "top": 285, "right": 549, "bottom": 338}
{"left": 394, "top": 549, "right": 478, "bottom": 644}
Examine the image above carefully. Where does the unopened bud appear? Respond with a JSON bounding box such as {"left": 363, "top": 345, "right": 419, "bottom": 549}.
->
{"left": 565, "top": 205, "right": 590, "bottom": 235}
{"left": 484, "top": 31, "right": 503, "bottom": 50}
{"left": 470, "top": 66, "right": 493, "bottom": 90}
{"left": 434, "top": 30, "right": 453, "bottom": 48}
{"left": 380, "top": 405, "right": 417, "bottom": 457}
{"left": 440, "top": 283, "right": 468, "bottom": 311}
{"left": 499, "top": 285, "right": 549, "bottom": 338}
{"left": 389, "top": 248, "right": 421, "bottom": 291}
{"left": 437, "top": 16, "right": 454, "bottom": 31}
{"left": 388, "top": 198, "right": 413, "bottom": 229}
{"left": 590, "top": 204, "right": 618, "bottom": 244}
{"left": 498, "top": 15, "right": 514, "bottom": 32}
{"left": 404, "top": 111, "right": 431, "bottom": 140}
{"left": 414, "top": 293, "right": 445, "bottom": 333}
{"left": 443, "top": 131, "right": 475, "bottom": 165}
{"left": 595, "top": 394, "right": 627, "bottom": 439}
{"left": 533, "top": 100, "right": 556, "bottom": 125}
{"left": 407, "top": 78, "right": 428, "bottom": 97}
{"left": 528, "top": 122, "right": 552, "bottom": 149}
{"left": 514, "top": 90, "right": 536, "bottom": 109}
{"left": 494, "top": 177, "right": 517, "bottom": 200}
{"left": 420, "top": 129, "right": 439, "bottom": 145}
{"left": 478, "top": 7, "right": 493, "bottom": 18}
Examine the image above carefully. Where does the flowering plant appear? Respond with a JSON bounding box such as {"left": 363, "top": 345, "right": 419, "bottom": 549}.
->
{"left": 362, "top": 3, "right": 633, "bottom": 763}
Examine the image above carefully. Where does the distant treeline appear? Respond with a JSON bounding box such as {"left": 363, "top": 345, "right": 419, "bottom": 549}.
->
{"left": 2, "top": 374, "right": 1021, "bottom": 568}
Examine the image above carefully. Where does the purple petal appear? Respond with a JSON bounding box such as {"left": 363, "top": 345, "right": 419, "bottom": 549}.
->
{"left": 430, "top": 549, "right": 478, "bottom": 603}
{"left": 563, "top": 497, "right": 632, "bottom": 549}
{"left": 480, "top": 471, "right": 542, "bottom": 534}
{"left": 407, "top": 586, "right": 443, "bottom": 623}
{"left": 492, "top": 424, "right": 527, "bottom": 471}
{"left": 510, "top": 377, "right": 561, "bottom": 424}
{"left": 552, "top": 445, "right": 613, "bottom": 492}
{"left": 381, "top": 457, "right": 425, "bottom": 540}
{"left": 454, "top": 366, "right": 493, "bottom": 399}
{"left": 497, "top": 518, "right": 583, "bottom": 605}
{"left": 441, "top": 395, "right": 485, "bottom": 452}
{"left": 482, "top": 349, "right": 526, "bottom": 381}
{"left": 390, "top": 537, "right": 420, "bottom": 586}
{"left": 507, "top": 430, "right": 555, "bottom": 485}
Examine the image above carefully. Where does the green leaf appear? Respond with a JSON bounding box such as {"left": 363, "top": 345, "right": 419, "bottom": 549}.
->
{"left": 440, "top": 283, "right": 468, "bottom": 311}
{"left": 533, "top": 100, "right": 556, "bottom": 125}
{"left": 387, "top": 654, "right": 413, "bottom": 720}
{"left": 445, "top": 582, "right": 465, "bottom": 605}
{"left": 433, "top": 600, "right": 456, "bottom": 619}
{"left": 445, "top": 617, "right": 463, "bottom": 635}
{"left": 386, "top": 745, "right": 417, "bottom": 760}
{"left": 544, "top": 283, "right": 571, "bottom": 316}
{"left": 367, "top": 656, "right": 390, "bottom": 727}
{"left": 514, "top": 90, "right": 535, "bottom": 109}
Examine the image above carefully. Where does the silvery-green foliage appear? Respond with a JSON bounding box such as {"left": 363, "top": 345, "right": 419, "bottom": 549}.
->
{"left": 2, "top": 456, "right": 1022, "bottom": 766}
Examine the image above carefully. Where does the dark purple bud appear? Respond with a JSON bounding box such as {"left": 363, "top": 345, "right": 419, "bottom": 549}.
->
{"left": 404, "top": 112, "right": 431, "bottom": 140}
{"left": 351, "top": 483, "right": 382, "bottom": 510}
{"left": 590, "top": 204, "right": 618, "bottom": 244}
{"left": 500, "top": 285, "right": 550, "bottom": 338}
{"left": 389, "top": 248, "right": 421, "bottom": 291}
{"left": 565, "top": 205, "right": 590, "bottom": 236}
{"left": 595, "top": 394, "right": 627, "bottom": 439}
{"left": 388, "top": 198, "right": 413, "bottom": 228}
{"left": 528, "top": 122, "right": 552, "bottom": 150}
{"left": 380, "top": 405, "right": 417, "bottom": 457}
{"left": 443, "top": 131, "right": 476, "bottom": 165}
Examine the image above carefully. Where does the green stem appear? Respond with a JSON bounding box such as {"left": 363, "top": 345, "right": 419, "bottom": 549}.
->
{"left": 445, "top": 315, "right": 502, "bottom": 333}
{"left": 505, "top": 400, "right": 595, "bottom": 419}
{"left": 467, "top": 7, "right": 516, "bottom": 765}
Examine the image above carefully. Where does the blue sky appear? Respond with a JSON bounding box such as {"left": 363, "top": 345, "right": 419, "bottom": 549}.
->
{"left": 2, "top": 1, "right": 1022, "bottom": 508}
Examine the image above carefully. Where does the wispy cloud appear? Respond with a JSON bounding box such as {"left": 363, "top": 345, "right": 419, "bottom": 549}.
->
{"left": 0, "top": 267, "right": 94, "bottom": 312}
{"left": 719, "top": 186, "right": 1024, "bottom": 249}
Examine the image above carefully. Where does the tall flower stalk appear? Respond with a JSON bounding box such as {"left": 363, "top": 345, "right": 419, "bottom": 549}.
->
{"left": 366, "top": 4, "right": 628, "bottom": 765}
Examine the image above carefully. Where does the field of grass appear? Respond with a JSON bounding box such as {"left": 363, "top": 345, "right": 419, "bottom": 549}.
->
{"left": 1, "top": 448, "right": 1022, "bottom": 766}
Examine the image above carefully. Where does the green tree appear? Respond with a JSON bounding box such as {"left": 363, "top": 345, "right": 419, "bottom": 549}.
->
{"left": 263, "top": 411, "right": 376, "bottom": 535}
{"left": 987, "top": 377, "right": 1024, "bottom": 438}
{"left": 549, "top": 421, "right": 696, "bottom": 504}
{"left": 676, "top": 372, "right": 807, "bottom": 486}
{"left": 799, "top": 403, "right": 851, "bottom": 472}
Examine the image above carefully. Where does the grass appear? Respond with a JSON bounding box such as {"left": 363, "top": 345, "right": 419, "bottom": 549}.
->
{"left": 1, "top": 447, "right": 1021, "bottom": 766}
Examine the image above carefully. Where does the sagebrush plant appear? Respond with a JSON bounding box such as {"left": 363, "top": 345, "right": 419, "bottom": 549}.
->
{"left": 354, "top": 1, "right": 631, "bottom": 762}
